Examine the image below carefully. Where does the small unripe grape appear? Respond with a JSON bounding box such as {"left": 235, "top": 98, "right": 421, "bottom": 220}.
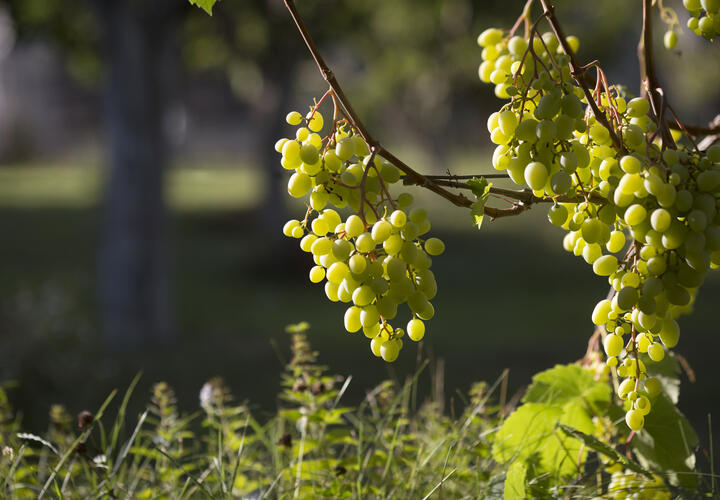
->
{"left": 593, "top": 255, "right": 619, "bottom": 276}
{"left": 309, "top": 265, "right": 325, "bottom": 283}
{"left": 524, "top": 162, "right": 548, "bottom": 191}
{"left": 620, "top": 155, "right": 642, "bottom": 174}
{"left": 648, "top": 342, "right": 665, "bottom": 361}
{"left": 659, "top": 317, "right": 680, "bottom": 347}
{"left": 288, "top": 172, "right": 312, "bottom": 198}
{"left": 306, "top": 111, "right": 324, "bottom": 132}
{"left": 617, "top": 286, "right": 639, "bottom": 310}
{"left": 407, "top": 318, "right": 426, "bottom": 341}
{"left": 424, "top": 237, "right": 445, "bottom": 256}
{"left": 360, "top": 305, "right": 380, "bottom": 328}
{"left": 624, "top": 204, "right": 647, "bottom": 226}
{"left": 349, "top": 253, "right": 367, "bottom": 274}
{"left": 390, "top": 210, "right": 407, "bottom": 228}
{"left": 344, "top": 306, "right": 362, "bottom": 333}
{"left": 625, "top": 409, "right": 645, "bottom": 431}
{"left": 345, "top": 215, "right": 364, "bottom": 238}
{"left": 548, "top": 204, "right": 568, "bottom": 226}
{"left": 664, "top": 30, "right": 678, "bottom": 50}
{"left": 604, "top": 333, "right": 624, "bottom": 357}
{"left": 286, "top": 111, "right": 303, "bottom": 125}
{"left": 380, "top": 339, "right": 400, "bottom": 362}
{"left": 383, "top": 234, "right": 404, "bottom": 255}
{"left": 300, "top": 144, "right": 319, "bottom": 165}
{"left": 607, "top": 231, "right": 626, "bottom": 253}
{"left": 372, "top": 220, "right": 393, "bottom": 243}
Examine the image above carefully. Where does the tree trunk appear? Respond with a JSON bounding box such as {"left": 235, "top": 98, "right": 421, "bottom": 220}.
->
{"left": 95, "top": 0, "right": 178, "bottom": 349}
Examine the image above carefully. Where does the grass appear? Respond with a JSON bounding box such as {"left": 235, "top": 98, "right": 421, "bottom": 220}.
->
{"left": 0, "top": 331, "right": 696, "bottom": 499}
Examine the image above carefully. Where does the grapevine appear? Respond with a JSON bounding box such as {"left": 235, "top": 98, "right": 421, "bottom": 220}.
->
{"left": 274, "top": 0, "right": 720, "bottom": 437}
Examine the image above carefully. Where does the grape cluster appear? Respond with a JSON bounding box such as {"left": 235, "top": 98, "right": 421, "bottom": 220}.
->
{"left": 684, "top": 0, "right": 720, "bottom": 39}
{"left": 478, "top": 26, "right": 720, "bottom": 430}
{"left": 278, "top": 107, "right": 444, "bottom": 362}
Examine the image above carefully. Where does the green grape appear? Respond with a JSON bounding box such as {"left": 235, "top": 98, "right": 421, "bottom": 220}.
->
{"left": 349, "top": 253, "right": 367, "bottom": 274}
{"left": 390, "top": 209, "right": 407, "bottom": 228}
{"left": 648, "top": 342, "right": 665, "bottom": 361}
{"left": 327, "top": 262, "right": 350, "bottom": 284}
{"left": 663, "top": 30, "right": 678, "bottom": 50}
{"left": 307, "top": 110, "right": 324, "bottom": 132}
{"left": 659, "top": 317, "right": 680, "bottom": 347}
{"left": 524, "top": 162, "right": 548, "bottom": 191}
{"left": 335, "top": 137, "right": 355, "bottom": 161}
{"left": 407, "top": 318, "right": 425, "bottom": 341}
{"left": 592, "top": 299, "right": 612, "bottom": 325}
{"left": 311, "top": 217, "right": 329, "bottom": 236}
{"left": 548, "top": 204, "right": 568, "bottom": 226}
{"left": 424, "top": 237, "right": 445, "bottom": 256}
{"left": 344, "top": 306, "right": 362, "bottom": 332}
{"left": 625, "top": 409, "right": 644, "bottom": 431}
{"left": 379, "top": 234, "right": 399, "bottom": 255}
{"left": 288, "top": 172, "right": 312, "bottom": 198}
{"left": 309, "top": 265, "right": 325, "bottom": 283}
{"left": 604, "top": 333, "right": 624, "bottom": 357}
{"left": 593, "top": 255, "right": 619, "bottom": 276}
{"left": 360, "top": 305, "right": 380, "bottom": 328}
{"left": 617, "top": 286, "right": 639, "bottom": 310}
{"left": 355, "top": 233, "right": 375, "bottom": 253}
{"left": 498, "top": 109, "right": 519, "bottom": 136}
{"left": 371, "top": 220, "right": 393, "bottom": 242}
{"left": 380, "top": 339, "right": 400, "bottom": 362}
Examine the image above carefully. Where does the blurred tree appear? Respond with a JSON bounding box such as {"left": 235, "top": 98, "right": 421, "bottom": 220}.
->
{"left": 5, "top": 0, "right": 181, "bottom": 348}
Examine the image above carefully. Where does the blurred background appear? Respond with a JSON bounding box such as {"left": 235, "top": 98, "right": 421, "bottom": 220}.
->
{"left": 0, "top": 0, "right": 719, "bottom": 463}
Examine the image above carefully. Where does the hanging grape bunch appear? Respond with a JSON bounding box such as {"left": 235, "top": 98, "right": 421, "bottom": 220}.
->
{"left": 477, "top": 14, "right": 720, "bottom": 431}
{"left": 277, "top": 95, "right": 445, "bottom": 363}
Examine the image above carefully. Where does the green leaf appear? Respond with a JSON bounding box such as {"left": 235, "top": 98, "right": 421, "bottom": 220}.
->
{"left": 468, "top": 177, "right": 492, "bottom": 229}
{"left": 504, "top": 461, "right": 527, "bottom": 499}
{"left": 493, "top": 402, "right": 591, "bottom": 477}
{"left": 557, "top": 424, "right": 652, "bottom": 478}
{"left": 467, "top": 176, "right": 491, "bottom": 198}
{"left": 188, "top": 0, "right": 219, "bottom": 15}
{"left": 523, "top": 364, "right": 610, "bottom": 408}
{"left": 632, "top": 392, "right": 699, "bottom": 488}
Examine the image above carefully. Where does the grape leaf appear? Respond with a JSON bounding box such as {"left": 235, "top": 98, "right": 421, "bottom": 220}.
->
{"left": 523, "top": 364, "right": 611, "bottom": 408}
{"left": 504, "top": 461, "right": 527, "bottom": 499}
{"left": 631, "top": 392, "right": 698, "bottom": 489}
{"left": 493, "top": 402, "right": 593, "bottom": 477}
{"left": 468, "top": 177, "right": 492, "bottom": 229}
{"left": 188, "top": 0, "right": 219, "bottom": 15}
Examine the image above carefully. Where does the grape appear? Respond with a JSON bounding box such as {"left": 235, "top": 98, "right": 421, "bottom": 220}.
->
{"left": 664, "top": 30, "right": 678, "bottom": 50}
{"left": 604, "top": 333, "right": 624, "bottom": 357}
{"left": 344, "top": 306, "right": 362, "bottom": 333}
{"left": 372, "top": 220, "right": 393, "bottom": 243}
{"left": 380, "top": 339, "right": 400, "bottom": 362}
{"left": 625, "top": 409, "right": 644, "bottom": 431}
{"left": 286, "top": 111, "right": 303, "bottom": 125}
{"left": 309, "top": 265, "right": 325, "bottom": 283}
{"left": 307, "top": 110, "right": 324, "bottom": 132}
{"left": 524, "top": 162, "right": 548, "bottom": 190}
{"left": 288, "top": 172, "right": 312, "bottom": 198}
{"left": 424, "top": 237, "right": 445, "bottom": 256}
{"left": 407, "top": 318, "right": 425, "bottom": 341}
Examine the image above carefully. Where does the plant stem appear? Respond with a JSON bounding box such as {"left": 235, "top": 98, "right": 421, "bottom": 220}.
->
{"left": 538, "top": 0, "right": 626, "bottom": 154}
